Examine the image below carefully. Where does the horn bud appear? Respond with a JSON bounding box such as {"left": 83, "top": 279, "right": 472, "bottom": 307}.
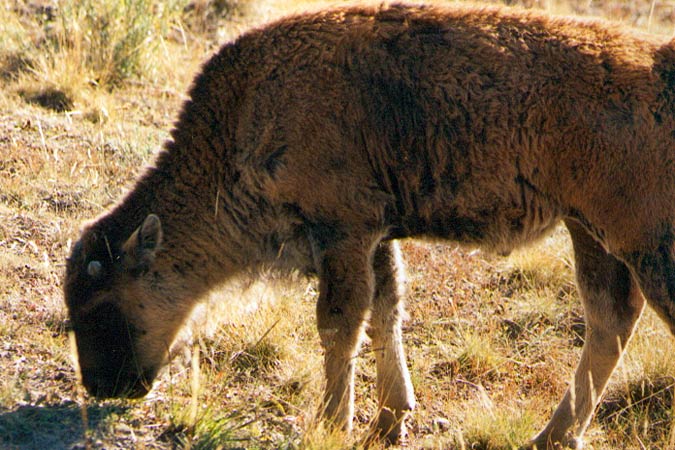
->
{"left": 87, "top": 260, "right": 103, "bottom": 278}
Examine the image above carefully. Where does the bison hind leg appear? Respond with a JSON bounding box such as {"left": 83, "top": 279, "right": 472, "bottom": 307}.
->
{"left": 529, "top": 220, "right": 645, "bottom": 449}
{"left": 366, "top": 240, "right": 415, "bottom": 444}
{"left": 622, "top": 229, "right": 675, "bottom": 336}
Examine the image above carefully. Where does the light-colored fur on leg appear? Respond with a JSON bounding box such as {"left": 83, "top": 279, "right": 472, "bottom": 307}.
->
{"left": 367, "top": 241, "right": 416, "bottom": 442}
{"left": 529, "top": 221, "right": 646, "bottom": 449}
{"left": 316, "top": 235, "right": 379, "bottom": 433}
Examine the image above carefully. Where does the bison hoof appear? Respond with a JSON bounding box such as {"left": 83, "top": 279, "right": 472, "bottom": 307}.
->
{"left": 369, "top": 407, "right": 408, "bottom": 445}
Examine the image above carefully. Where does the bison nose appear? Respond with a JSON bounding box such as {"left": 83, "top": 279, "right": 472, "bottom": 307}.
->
{"left": 80, "top": 367, "right": 111, "bottom": 398}
{"left": 80, "top": 367, "right": 123, "bottom": 398}
{"left": 80, "top": 367, "right": 151, "bottom": 399}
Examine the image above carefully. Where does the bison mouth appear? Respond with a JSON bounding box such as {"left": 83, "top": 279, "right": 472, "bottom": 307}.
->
{"left": 71, "top": 302, "right": 158, "bottom": 399}
{"left": 81, "top": 365, "right": 157, "bottom": 399}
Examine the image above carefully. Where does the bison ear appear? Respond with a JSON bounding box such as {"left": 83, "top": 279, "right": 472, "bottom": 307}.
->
{"left": 122, "top": 214, "right": 163, "bottom": 273}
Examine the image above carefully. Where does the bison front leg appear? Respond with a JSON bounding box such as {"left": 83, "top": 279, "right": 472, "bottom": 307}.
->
{"left": 316, "top": 235, "right": 378, "bottom": 434}
{"left": 366, "top": 241, "right": 415, "bottom": 443}
{"left": 530, "top": 220, "right": 645, "bottom": 449}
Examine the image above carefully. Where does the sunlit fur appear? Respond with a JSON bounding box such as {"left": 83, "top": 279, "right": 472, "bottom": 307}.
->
{"left": 65, "top": 3, "right": 675, "bottom": 448}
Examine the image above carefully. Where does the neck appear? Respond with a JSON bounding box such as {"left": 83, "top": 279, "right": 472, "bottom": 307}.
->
{"left": 94, "top": 141, "right": 267, "bottom": 300}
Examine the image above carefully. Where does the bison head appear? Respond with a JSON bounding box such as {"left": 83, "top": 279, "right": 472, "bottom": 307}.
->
{"left": 64, "top": 214, "right": 171, "bottom": 399}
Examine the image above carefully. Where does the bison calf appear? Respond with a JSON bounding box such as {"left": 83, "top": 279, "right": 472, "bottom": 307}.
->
{"left": 64, "top": 3, "right": 675, "bottom": 448}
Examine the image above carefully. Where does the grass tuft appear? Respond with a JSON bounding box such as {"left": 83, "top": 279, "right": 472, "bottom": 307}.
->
{"left": 455, "top": 405, "right": 538, "bottom": 449}
{"left": 2, "top": 0, "right": 190, "bottom": 116}
{"left": 454, "top": 331, "right": 507, "bottom": 383}
{"left": 47, "top": 0, "right": 186, "bottom": 88}
{"left": 598, "top": 376, "right": 675, "bottom": 446}
{"left": 230, "top": 340, "right": 283, "bottom": 375}
{"left": 164, "top": 408, "right": 255, "bottom": 449}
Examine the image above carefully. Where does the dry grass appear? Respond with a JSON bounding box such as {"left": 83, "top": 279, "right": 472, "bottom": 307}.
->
{"left": 2, "top": 0, "right": 675, "bottom": 449}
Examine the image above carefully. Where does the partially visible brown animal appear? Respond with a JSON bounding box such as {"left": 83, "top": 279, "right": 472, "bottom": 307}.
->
{"left": 64, "top": 3, "right": 675, "bottom": 448}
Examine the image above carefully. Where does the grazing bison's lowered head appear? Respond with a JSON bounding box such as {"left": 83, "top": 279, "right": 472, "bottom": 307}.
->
{"left": 64, "top": 214, "right": 168, "bottom": 399}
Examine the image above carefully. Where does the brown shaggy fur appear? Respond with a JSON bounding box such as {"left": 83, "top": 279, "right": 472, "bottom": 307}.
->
{"left": 64, "top": 3, "right": 675, "bottom": 448}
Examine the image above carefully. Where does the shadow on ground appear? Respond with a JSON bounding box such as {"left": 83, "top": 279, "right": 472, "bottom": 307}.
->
{"left": 0, "top": 402, "right": 125, "bottom": 450}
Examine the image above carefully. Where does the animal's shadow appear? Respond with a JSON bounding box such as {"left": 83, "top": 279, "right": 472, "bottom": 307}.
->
{"left": 0, "top": 401, "right": 125, "bottom": 450}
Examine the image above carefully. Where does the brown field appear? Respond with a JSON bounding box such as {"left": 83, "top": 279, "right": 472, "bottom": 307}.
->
{"left": 2, "top": 1, "right": 675, "bottom": 449}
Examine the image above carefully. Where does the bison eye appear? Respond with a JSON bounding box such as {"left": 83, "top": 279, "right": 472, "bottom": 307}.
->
{"left": 87, "top": 260, "right": 103, "bottom": 278}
